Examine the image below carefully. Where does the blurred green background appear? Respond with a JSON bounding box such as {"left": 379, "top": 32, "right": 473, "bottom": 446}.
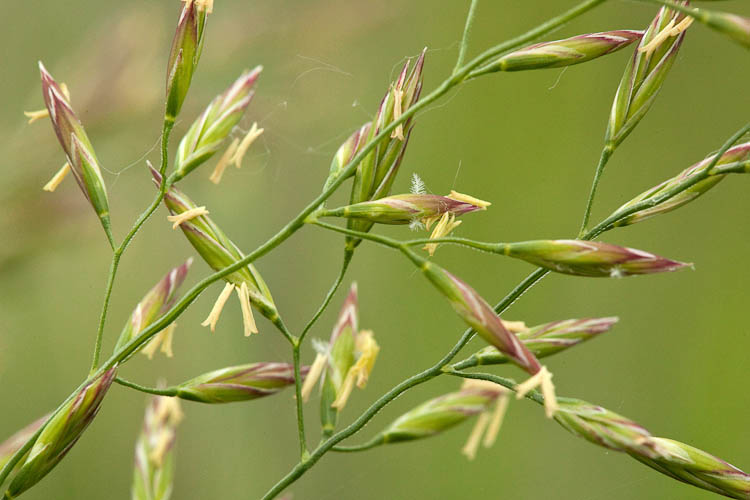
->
{"left": 2, "top": 1, "right": 749, "bottom": 498}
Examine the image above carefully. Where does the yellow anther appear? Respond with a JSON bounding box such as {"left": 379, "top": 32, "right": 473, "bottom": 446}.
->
{"left": 638, "top": 19, "right": 676, "bottom": 57}
{"left": 201, "top": 282, "right": 235, "bottom": 332}
{"left": 24, "top": 109, "right": 49, "bottom": 124}
{"left": 423, "top": 212, "right": 462, "bottom": 256}
{"left": 232, "top": 122, "right": 264, "bottom": 169}
{"left": 25, "top": 83, "right": 70, "bottom": 124}
{"left": 447, "top": 190, "right": 492, "bottom": 209}
{"left": 515, "top": 366, "right": 558, "bottom": 418}
{"left": 43, "top": 162, "right": 71, "bottom": 192}
{"left": 483, "top": 389, "right": 511, "bottom": 448}
{"left": 167, "top": 206, "right": 209, "bottom": 229}
{"left": 195, "top": 0, "right": 213, "bottom": 13}
{"left": 209, "top": 138, "right": 240, "bottom": 184}
{"left": 331, "top": 330, "right": 379, "bottom": 410}
{"left": 390, "top": 88, "right": 405, "bottom": 141}
{"left": 669, "top": 16, "right": 694, "bottom": 36}
{"left": 149, "top": 428, "right": 176, "bottom": 467}
{"left": 237, "top": 282, "right": 258, "bottom": 336}
{"left": 501, "top": 320, "right": 527, "bottom": 333}
{"left": 461, "top": 411, "right": 490, "bottom": 461}
{"left": 301, "top": 352, "right": 328, "bottom": 403}
{"left": 141, "top": 322, "right": 177, "bottom": 360}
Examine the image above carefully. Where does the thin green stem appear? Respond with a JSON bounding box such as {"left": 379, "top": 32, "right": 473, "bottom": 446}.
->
{"left": 443, "top": 369, "right": 545, "bottom": 406}
{"left": 88, "top": 253, "right": 121, "bottom": 375}
{"left": 331, "top": 435, "right": 385, "bottom": 453}
{"left": 88, "top": 120, "right": 175, "bottom": 373}
{"left": 291, "top": 342, "right": 309, "bottom": 459}
{"left": 453, "top": 0, "right": 480, "bottom": 75}
{"left": 114, "top": 377, "right": 178, "bottom": 397}
{"left": 632, "top": 0, "right": 706, "bottom": 22}
{"left": 579, "top": 144, "right": 614, "bottom": 237}
{"left": 299, "top": 250, "right": 353, "bottom": 343}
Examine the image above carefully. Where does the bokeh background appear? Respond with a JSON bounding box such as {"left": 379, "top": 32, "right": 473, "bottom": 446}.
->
{"left": 2, "top": 1, "right": 749, "bottom": 498}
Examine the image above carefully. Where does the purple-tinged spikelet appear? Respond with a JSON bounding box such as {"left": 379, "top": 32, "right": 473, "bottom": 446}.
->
{"left": 555, "top": 398, "right": 750, "bottom": 498}
{"left": 418, "top": 260, "right": 542, "bottom": 376}
{"left": 39, "top": 63, "right": 111, "bottom": 237}
{"left": 173, "top": 68, "right": 262, "bottom": 180}
{"left": 345, "top": 49, "right": 426, "bottom": 251}
{"left": 176, "top": 363, "right": 308, "bottom": 403}
{"left": 0, "top": 416, "right": 49, "bottom": 473}
{"left": 473, "top": 317, "right": 618, "bottom": 365}
{"left": 633, "top": 437, "right": 750, "bottom": 498}
{"left": 326, "top": 194, "right": 484, "bottom": 225}
{"left": 6, "top": 368, "right": 116, "bottom": 497}
{"left": 380, "top": 381, "right": 506, "bottom": 443}
{"left": 606, "top": 4, "right": 690, "bottom": 147}
{"left": 165, "top": 0, "right": 209, "bottom": 120}
{"left": 614, "top": 142, "right": 750, "bottom": 226}
{"left": 114, "top": 259, "right": 192, "bottom": 355}
{"left": 132, "top": 395, "right": 183, "bottom": 500}
{"left": 489, "top": 30, "right": 643, "bottom": 72}
{"left": 503, "top": 240, "right": 690, "bottom": 277}
{"left": 151, "top": 168, "right": 278, "bottom": 322}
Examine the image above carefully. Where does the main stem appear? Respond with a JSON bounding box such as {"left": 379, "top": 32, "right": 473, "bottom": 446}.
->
{"left": 88, "top": 119, "right": 174, "bottom": 374}
{"left": 579, "top": 144, "right": 614, "bottom": 237}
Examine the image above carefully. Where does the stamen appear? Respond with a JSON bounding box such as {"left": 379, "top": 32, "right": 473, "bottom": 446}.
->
{"left": 167, "top": 206, "right": 209, "bottom": 229}
{"left": 461, "top": 412, "right": 490, "bottom": 460}
{"left": 237, "top": 282, "right": 258, "bottom": 336}
{"left": 447, "top": 190, "right": 492, "bottom": 209}
{"left": 390, "top": 89, "right": 405, "bottom": 140}
{"left": 42, "top": 162, "right": 71, "bottom": 192}
{"left": 24, "top": 109, "right": 49, "bottom": 124}
{"left": 200, "top": 282, "right": 235, "bottom": 332}
{"left": 25, "top": 83, "right": 69, "bottom": 124}
{"left": 638, "top": 19, "right": 676, "bottom": 57}
{"left": 515, "top": 366, "right": 558, "bottom": 418}
{"left": 232, "top": 122, "right": 264, "bottom": 169}
{"left": 209, "top": 138, "right": 240, "bottom": 184}
{"left": 483, "top": 390, "right": 511, "bottom": 448}
{"left": 149, "top": 428, "right": 175, "bottom": 467}
{"left": 155, "top": 396, "right": 184, "bottom": 426}
{"left": 331, "top": 369, "right": 357, "bottom": 410}
{"left": 423, "top": 212, "right": 462, "bottom": 256}
{"left": 301, "top": 352, "right": 328, "bottom": 402}
{"left": 669, "top": 16, "right": 694, "bottom": 36}
{"left": 160, "top": 323, "right": 177, "bottom": 358}
{"left": 195, "top": 0, "right": 213, "bottom": 13}
{"left": 141, "top": 322, "right": 177, "bottom": 360}
{"left": 353, "top": 330, "right": 379, "bottom": 388}
{"left": 501, "top": 320, "right": 527, "bottom": 333}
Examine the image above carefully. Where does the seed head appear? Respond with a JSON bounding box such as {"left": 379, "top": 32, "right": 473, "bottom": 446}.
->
{"left": 173, "top": 68, "right": 261, "bottom": 180}
{"left": 345, "top": 49, "right": 426, "bottom": 251}
{"left": 419, "top": 260, "right": 543, "bottom": 376}
{"left": 114, "top": 259, "right": 192, "bottom": 355}
{"left": 0, "top": 415, "right": 49, "bottom": 473}
{"left": 504, "top": 240, "right": 690, "bottom": 277}
{"left": 606, "top": 4, "right": 690, "bottom": 147}
{"left": 7, "top": 368, "right": 116, "bottom": 497}
{"left": 380, "top": 379, "right": 507, "bottom": 450}
{"left": 38, "top": 63, "right": 111, "bottom": 237}
{"left": 613, "top": 142, "right": 750, "bottom": 226}
{"left": 152, "top": 168, "right": 278, "bottom": 324}
{"left": 175, "top": 362, "right": 307, "bottom": 403}
{"left": 132, "top": 395, "right": 183, "bottom": 500}
{"left": 327, "top": 193, "right": 486, "bottom": 226}
{"left": 473, "top": 317, "right": 618, "bottom": 365}
{"left": 165, "top": 0, "right": 209, "bottom": 120}
{"left": 491, "top": 30, "right": 643, "bottom": 72}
